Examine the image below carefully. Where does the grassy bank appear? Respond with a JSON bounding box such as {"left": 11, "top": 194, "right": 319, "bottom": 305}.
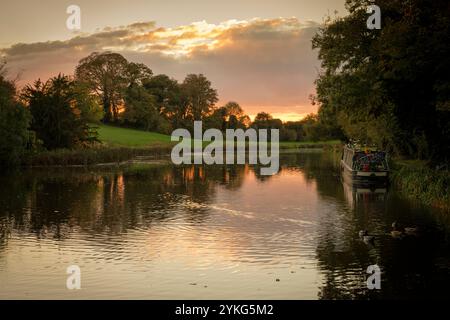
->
{"left": 390, "top": 160, "right": 450, "bottom": 211}
{"left": 97, "top": 124, "right": 172, "bottom": 147}
{"left": 321, "top": 145, "right": 449, "bottom": 211}
{"left": 24, "top": 125, "right": 174, "bottom": 167}
{"left": 24, "top": 145, "right": 173, "bottom": 167}
{"left": 98, "top": 124, "right": 342, "bottom": 149}
{"left": 25, "top": 124, "right": 341, "bottom": 167}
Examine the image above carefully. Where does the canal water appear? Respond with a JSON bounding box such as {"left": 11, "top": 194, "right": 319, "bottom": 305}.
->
{"left": 0, "top": 151, "right": 449, "bottom": 299}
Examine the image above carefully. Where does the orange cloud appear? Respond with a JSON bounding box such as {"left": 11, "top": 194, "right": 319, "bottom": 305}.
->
{"left": 1, "top": 18, "right": 321, "bottom": 121}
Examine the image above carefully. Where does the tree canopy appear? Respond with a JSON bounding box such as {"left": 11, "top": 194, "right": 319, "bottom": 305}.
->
{"left": 312, "top": 0, "right": 450, "bottom": 161}
{"left": 0, "top": 63, "right": 30, "bottom": 166}
{"left": 22, "top": 74, "right": 100, "bottom": 149}
{"left": 75, "top": 52, "right": 152, "bottom": 122}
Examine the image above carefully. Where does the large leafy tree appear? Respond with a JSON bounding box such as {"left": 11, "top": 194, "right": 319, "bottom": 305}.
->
{"left": 252, "top": 112, "right": 282, "bottom": 129}
{"left": 122, "top": 84, "right": 160, "bottom": 131}
{"left": 0, "top": 63, "right": 30, "bottom": 166}
{"left": 75, "top": 52, "right": 152, "bottom": 122}
{"left": 181, "top": 74, "right": 218, "bottom": 121}
{"left": 22, "top": 74, "right": 100, "bottom": 150}
{"left": 209, "top": 102, "right": 249, "bottom": 130}
{"left": 312, "top": 0, "right": 450, "bottom": 160}
{"left": 251, "top": 112, "right": 282, "bottom": 140}
{"left": 143, "top": 74, "right": 182, "bottom": 129}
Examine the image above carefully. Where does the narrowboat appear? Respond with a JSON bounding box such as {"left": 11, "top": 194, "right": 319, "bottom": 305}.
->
{"left": 340, "top": 144, "right": 389, "bottom": 185}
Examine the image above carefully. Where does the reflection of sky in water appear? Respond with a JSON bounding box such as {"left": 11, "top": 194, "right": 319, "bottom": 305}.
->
{"left": 0, "top": 152, "right": 449, "bottom": 299}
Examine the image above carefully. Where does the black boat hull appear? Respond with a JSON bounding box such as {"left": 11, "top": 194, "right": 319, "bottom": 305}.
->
{"left": 341, "top": 160, "right": 389, "bottom": 186}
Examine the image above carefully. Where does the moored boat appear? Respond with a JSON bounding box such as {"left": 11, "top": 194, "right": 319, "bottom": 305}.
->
{"left": 340, "top": 144, "right": 389, "bottom": 185}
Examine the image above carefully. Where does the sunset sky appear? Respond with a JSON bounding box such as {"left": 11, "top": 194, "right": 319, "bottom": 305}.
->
{"left": 0, "top": 0, "right": 346, "bottom": 121}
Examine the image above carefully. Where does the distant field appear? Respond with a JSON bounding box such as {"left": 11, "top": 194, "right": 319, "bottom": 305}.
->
{"left": 97, "top": 124, "right": 172, "bottom": 147}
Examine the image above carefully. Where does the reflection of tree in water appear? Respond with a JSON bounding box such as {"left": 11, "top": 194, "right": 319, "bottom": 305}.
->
{"left": 315, "top": 211, "right": 450, "bottom": 300}
{"left": 1, "top": 154, "right": 449, "bottom": 299}
{"left": 276, "top": 151, "right": 342, "bottom": 194}
{"left": 247, "top": 152, "right": 384, "bottom": 298}
{"left": 0, "top": 163, "right": 250, "bottom": 244}
{"left": 0, "top": 173, "right": 33, "bottom": 248}
{"left": 315, "top": 229, "right": 382, "bottom": 299}
{"left": 306, "top": 151, "right": 389, "bottom": 299}
{"left": 0, "top": 171, "right": 106, "bottom": 243}
{"left": 302, "top": 152, "right": 450, "bottom": 300}
{"left": 203, "top": 164, "right": 250, "bottom": 190}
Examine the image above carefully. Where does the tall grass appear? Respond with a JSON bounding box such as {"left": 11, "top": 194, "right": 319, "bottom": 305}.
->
{"left": 391, "top": 162, "right": 450, "bottom": 210}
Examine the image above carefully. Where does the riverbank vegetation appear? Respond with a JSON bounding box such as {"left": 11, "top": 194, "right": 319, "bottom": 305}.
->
{"left": 390, "top": 160, "right": 450, "bottom": 211}
{"left": 24, "top": 145, "right": 173, "bottom": 167}
{"left": 311, "top": 0, "right": 449, "bottom": 209}
{"left": 312, "top": 0, "right": 449, "bottom": 164}
{"left": 23, "top": 124, "right": 340, "bottom": 167}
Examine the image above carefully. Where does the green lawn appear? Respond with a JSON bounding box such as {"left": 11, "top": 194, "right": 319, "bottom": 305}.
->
{"left": 96, "top": 124, "right": 342, "bottom": 149}
{"left": 96, "top": 124, "right": 172, "bottom": 147}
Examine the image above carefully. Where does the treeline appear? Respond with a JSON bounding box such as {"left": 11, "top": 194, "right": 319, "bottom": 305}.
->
{"left": 1, "top": 64, "right": 104, "bottom": 166}
{"left": 312, "top": 0, "right": 449, "bottom": 163}
{"left": 0, "top": 52, "right": 336, "bottom": 166}
{"left": 72, "top": 51, "right": 334, "bottom": 142}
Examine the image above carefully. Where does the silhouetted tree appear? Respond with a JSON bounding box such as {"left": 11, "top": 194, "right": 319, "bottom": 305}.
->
{"left": 312, "top": 0, "right": 450, "bottom": 160}
{"left": 181, "top": 74, "right": 218, "bottom": 121}
{"left": 75, "top": 52, "right": 152, "bottom": 122}
{"left": 0, "top": 63, "right": 30, "bottom": 166}
{"left": 22, "top": 74, "right": 99, "bottom": 149}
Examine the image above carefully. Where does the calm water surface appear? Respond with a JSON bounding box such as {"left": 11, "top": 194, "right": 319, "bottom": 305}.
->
{"left": 0, "top": 151, "right": 449, "bottom": 299}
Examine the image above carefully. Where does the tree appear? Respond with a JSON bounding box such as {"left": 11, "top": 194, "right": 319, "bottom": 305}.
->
{"left": 223, "top": 102, "right": 247, "bottom": 129}
{"left": 181, "top": 74, "right": 218, "bottom": 121}
{"left": 126, "top": 62, "right": 153, "bottom": 87}
{"left": 252, "top": 112, "right": 282, "bottom": 130}
{"left": 75, "top": 52, "right": 152, "bottom": 122}
{"left": 238, "top": 115, "right": 251, "bottom": 128}
{"left": 280, "top": 128, "right": 297, "bottom": 141}
{"left": 143, "top": 74, "right": 182, "bottom": 129}
{"left": 22, "top": 74, "right": 99, "bottom": 150}
{"left": 251, "top": 112, "right": 282, "bottom": 140}
{"left": 72, "top": 82, "right": 104, "bottom": 123}
{"left": 300, "top": 114, "right": 323, "bottom": 142}
{"left": 253, "top": 112, "right": 273, "bottom": 124}
{"left": 122, "top": 83, "right": 159, "bottom": 131}
{"left": 312, "top": 0, "right": 450, "bottom": 160}
{"left": 207, "top": 102, "right": 249, "bottom": 131}
{"left": 0, "top": 63, "right": 30, "bottom": 166}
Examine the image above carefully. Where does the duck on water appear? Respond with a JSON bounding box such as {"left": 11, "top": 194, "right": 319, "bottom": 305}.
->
{"left": 391, "top": 221, "right": 419, "bottom": 238}
{"left": 358, "top": 222, "right": 419, "bottom": 244}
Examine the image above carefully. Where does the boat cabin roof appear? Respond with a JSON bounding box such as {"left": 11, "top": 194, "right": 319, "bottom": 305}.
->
{"left": 343, "top": 144, "right": 386, "bottom": 155}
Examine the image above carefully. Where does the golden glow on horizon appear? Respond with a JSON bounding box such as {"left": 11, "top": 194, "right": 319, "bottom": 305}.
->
{"left": 249, "top": 112, "right": 310, "bottom": 123}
